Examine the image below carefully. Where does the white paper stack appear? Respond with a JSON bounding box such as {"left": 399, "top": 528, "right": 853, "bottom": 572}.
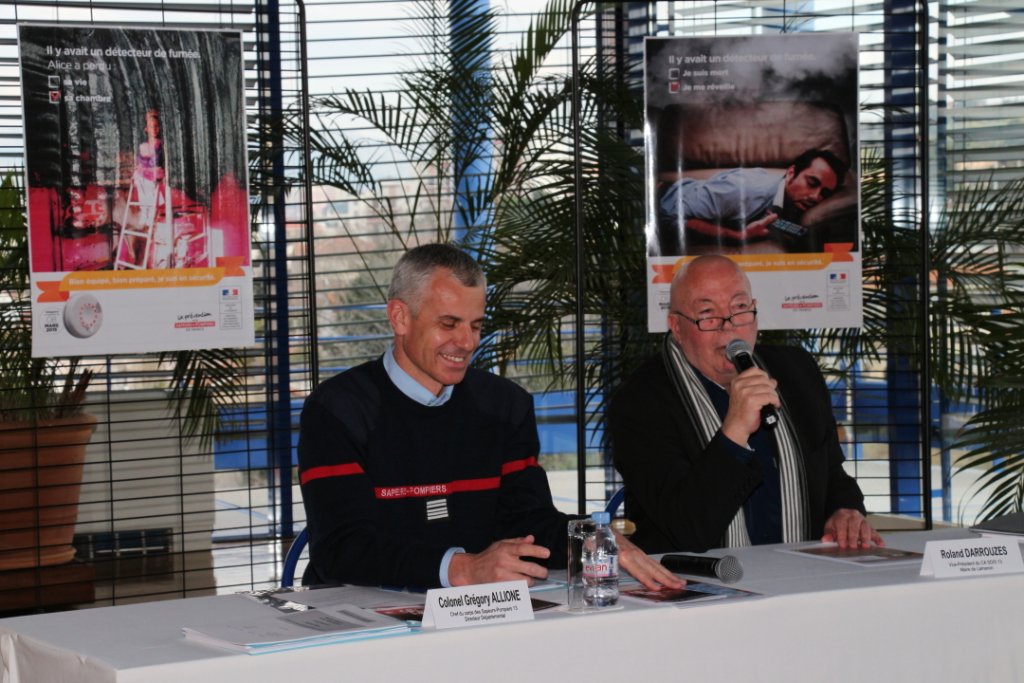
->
{"left": 183, "top": 603, "right": 411, "bottom": 654}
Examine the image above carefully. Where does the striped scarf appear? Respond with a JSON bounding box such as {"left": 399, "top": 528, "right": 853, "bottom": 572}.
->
{"left": 661, "top": 334, "right": 808, "bottom": 547}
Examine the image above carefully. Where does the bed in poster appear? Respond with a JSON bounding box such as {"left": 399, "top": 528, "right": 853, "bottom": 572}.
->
{"left": 643, "top": 34, "right": 862, "bottom": 332}
{"left": 18, "top": 25, "right": 253, "bottom": 356}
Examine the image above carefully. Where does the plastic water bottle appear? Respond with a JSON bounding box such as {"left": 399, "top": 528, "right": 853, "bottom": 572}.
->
{"left": 582, "top": 511, "right": 619, "bottom": 607}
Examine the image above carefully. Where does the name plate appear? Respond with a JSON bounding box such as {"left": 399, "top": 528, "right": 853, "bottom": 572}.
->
{"left": 920, "top": 537, "right": 1024, "bottom": 578}
{"left": 422, "top": 580, "right": 533, "bottom": 630}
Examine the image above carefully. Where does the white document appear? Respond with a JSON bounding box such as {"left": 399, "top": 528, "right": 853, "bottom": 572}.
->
{"left": 182, "top": 603, "right": 409, "bottom": 654}
{"left": 263, "top": 585, "right": 426, "bottom": 611}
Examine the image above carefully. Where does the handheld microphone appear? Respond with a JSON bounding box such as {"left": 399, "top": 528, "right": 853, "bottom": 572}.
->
{"left": 725, "top": 339, "right": 779, "bottom": 431}
{"left": 660, "top": 553, "right": 744, "bottom": 583}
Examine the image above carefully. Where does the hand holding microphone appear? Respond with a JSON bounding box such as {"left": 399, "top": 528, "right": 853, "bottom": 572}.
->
{"left": 725, "top": 339, "right": 779, "bottom": 432}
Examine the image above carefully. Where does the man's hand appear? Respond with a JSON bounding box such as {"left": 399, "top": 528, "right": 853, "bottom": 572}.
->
{"left": 744, "top": 211, "right": 777, "bottom": 240}
{"left": 615, "top": 530, "right": 686, "bottom": 590}
{"left": 447, "top": 535, "right": 551, "bottom": 587}
{"left": 685, "top": 213, "right": 775, "bottom": 243}
{"left": 685, "top": 218, "right": 745, "bottom": 243}
{"left": 822, "top": 508, "right": 884, "bottom": 549}
{"left": 721, "top": 367, "right": 780, "bottom": 446}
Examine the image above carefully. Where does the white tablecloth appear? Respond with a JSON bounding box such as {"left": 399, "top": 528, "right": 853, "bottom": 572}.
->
{"left": 1, "top": 529, "right": 1022, "bottom": 683}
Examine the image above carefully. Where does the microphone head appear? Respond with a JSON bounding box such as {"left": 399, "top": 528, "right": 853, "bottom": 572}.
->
{"left": 715, "top": 555, "right": 744, "bottom": 583}
{"left": 725, "top": 339, "right": 751, "bottom": 363}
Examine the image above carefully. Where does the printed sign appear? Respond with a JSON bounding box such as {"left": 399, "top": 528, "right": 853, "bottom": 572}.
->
{"left": 18, "top": 25, "right": 253, "bottom": 356}
{"left": 643, "top": 33, "right": 862, "bottom": 331}
{"left": 422, "top": 580, "right": 534, "bottom": 630}
{"left": 920, "top": 537, "right": 1024, "bottom": 579}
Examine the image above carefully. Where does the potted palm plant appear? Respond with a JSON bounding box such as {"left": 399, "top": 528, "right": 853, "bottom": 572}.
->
{"left": 0, "top": 172, "right": 98, "bottom": 570}
{"left": 0, "top": 377, "right": 95, "bottom": 571}
{"left": 0, "top": 170, "right": 248, "bottom": 574}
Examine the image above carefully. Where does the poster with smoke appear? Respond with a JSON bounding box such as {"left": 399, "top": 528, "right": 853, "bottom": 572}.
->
{"left": 18, "top": 25, "right": 253, "bottom": 356}
{"left": 644, "top": 34, "right": 861, "bottom": 332}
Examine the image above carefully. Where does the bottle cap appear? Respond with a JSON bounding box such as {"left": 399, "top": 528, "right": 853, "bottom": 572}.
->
{"left": 590, "top": 511, "right": 611, "bottom": 525}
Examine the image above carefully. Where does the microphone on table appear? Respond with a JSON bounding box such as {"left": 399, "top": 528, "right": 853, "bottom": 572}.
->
{"left": 660, "top": 553, "right": 744, "bottom": 583}
{"left": 725, "top": 339, "right": 778, "bottom": 431}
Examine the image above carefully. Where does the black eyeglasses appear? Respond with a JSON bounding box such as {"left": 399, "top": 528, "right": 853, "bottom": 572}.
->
{"left": 672, "top": 309, "right": 758, "bottom": 332}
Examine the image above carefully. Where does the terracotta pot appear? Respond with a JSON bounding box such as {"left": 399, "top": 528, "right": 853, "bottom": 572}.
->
{"left": 0, "top": 414, "right": 97, "bottom": 571}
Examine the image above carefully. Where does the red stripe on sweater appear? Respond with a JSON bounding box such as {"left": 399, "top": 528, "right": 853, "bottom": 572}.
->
{"left": 303, "top": 456, "right": 539, "bottom": 497}
{"left": 300, "top": 462, "right": 365, "bottom": 485}
{"left": 502, "top": 456, "right": 538, "bottom": 475}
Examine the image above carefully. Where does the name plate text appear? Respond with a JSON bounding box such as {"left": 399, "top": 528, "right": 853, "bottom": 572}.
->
{"left": 422, "top": 580, "right": 533, "bottom": 630}
{"left": 920, "top": 537, "right": 1024, "bottom": 579}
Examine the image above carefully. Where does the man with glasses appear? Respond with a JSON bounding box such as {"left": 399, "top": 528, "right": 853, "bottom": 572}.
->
{"left": 609, "top": 254, "right": 880, "bottom": 553}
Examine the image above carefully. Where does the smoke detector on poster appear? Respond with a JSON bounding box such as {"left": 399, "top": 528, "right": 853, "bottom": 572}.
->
{"left": 63, "top": 294, "right": 103, "bottom": 338}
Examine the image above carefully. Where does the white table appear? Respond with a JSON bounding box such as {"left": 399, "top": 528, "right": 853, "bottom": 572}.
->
{"left": 1, "top": 529, "right": 1022, "bottom": 683}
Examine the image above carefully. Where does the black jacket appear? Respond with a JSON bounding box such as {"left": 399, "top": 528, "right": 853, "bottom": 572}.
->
{"left": 609, "top": 344, "right": 865, "bottom": 553}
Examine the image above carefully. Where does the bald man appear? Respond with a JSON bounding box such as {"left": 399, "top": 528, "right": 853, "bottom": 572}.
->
{"left": 609, "top": 255, "right": 879, "bottom": 553}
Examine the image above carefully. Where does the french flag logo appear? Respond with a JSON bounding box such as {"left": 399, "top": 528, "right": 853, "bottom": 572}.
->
{"left": 830, "top": 272, "right": 847, "bottom": 281}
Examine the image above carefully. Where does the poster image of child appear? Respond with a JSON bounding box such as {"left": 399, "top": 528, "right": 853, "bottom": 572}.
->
{"left": 19, "top": 25, "right": 254, "bottom": 356}
{"left": 19, "top": 25, "right": 250, "bottom": 275}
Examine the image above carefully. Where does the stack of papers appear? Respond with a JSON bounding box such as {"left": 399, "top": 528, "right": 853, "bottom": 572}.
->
{"left": 183, "top": 603, "right": 411, "bottom": 654}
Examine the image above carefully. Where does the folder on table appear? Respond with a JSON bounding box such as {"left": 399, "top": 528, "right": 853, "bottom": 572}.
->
{"left": 969, "top": 511, "right": 1024, "bottom": 539}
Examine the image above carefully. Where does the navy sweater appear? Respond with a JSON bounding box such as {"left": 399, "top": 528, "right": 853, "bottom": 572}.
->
{"left": 298, "top": 359, "right": 568, "bottom": 589}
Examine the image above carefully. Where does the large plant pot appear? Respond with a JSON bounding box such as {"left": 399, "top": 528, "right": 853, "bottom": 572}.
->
{"left": 0, "top": 414, "right": 97, "bottom": 571}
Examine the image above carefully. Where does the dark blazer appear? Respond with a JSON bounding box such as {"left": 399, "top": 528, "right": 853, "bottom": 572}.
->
{"left": 609, "top": 344, "right": 865, "bottom": 553}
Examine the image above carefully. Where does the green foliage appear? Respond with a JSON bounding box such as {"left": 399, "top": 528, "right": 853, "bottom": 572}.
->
{"left": 936, "top": 177, "right": 1024, "bottom": 519}
{"left": 770, "top": 152, "right": 1024, "bottom": 519}
{"left": 301, "top": 0, "right": 657, "bottom": 396}
{"left": 0, "top": 173, "right": 93, "bottom": 422}
{"left": 158, "top": 347, "right": 248, "bottom": 448}
{"left": 300, "top": 2, "right": 1024, "bottom": 518}
{"left": 0, "top": 171, "right": 242, "bottom": 446}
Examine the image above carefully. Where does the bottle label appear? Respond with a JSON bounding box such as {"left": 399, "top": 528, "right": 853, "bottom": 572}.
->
{"left": 583, "top": 556, "right": 618, "bottom": 579}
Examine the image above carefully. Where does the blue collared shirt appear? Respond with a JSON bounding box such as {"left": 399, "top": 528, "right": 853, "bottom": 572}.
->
{"left": 383, "top": 345, "right": 454, "bottom": 407}
{"left": 660, "top": 167, "right": 784, "bottom": 227}
{"left": 382, "top": 346, "right": 463, "bottom": 586}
